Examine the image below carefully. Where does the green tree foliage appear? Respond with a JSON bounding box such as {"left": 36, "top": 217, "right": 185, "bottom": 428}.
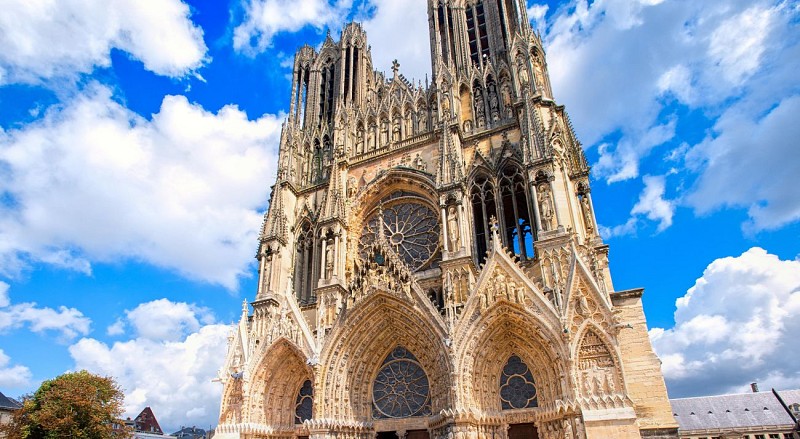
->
{"left": 0, "top": 370, "right": 129, "bottom": 439}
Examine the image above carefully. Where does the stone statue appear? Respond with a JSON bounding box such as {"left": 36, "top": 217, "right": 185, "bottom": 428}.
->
{"left": 325, "top": 239, "right": 334, "bottom": 279}
{"left": 474, "top": 88, "right": 485, "bottom": 128}
{"left": 581, "top": 195, "right": 594, "bottom": 233}
{"left": 418, "top": 111, "right": 427, "bottom": 131}
{"left": 563, "top": 420, "right": 573, "bottom": 439}
{"left": 518, "top": 63, "right": 529, "bottom": 86}
{"left": 538, "top": 184, "right": 555, "bottom": 231}
{"left": 447, "top": 205, "right": 460, "bottom": 250}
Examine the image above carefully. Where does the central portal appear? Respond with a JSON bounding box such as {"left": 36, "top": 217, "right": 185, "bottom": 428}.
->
{"left": 508, "top": 423, "right": 539, "bottom": 439}
{"left": 376, "top": 430, "right": 430, "bottom": 439}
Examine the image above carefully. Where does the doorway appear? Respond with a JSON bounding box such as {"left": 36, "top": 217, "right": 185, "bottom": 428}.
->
{"left": 508, "top": 423, "right": 539, "bottom": 439}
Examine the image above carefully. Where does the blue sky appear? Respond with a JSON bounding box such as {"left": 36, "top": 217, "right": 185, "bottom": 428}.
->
{"left": 0, "top": 0, "right": 799, "bottom": 432}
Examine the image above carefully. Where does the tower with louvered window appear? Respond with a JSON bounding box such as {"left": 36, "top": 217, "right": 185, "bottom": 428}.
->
{"left": 215, "top": 3, "right": 678, "bottom": 439}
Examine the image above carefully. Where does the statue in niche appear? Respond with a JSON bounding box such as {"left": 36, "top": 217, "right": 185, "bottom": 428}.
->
{"left": 538, "top": 183, "right": 556, "bottom": 231}
{"left": 262, "top": 251, "right": 273, "bottom": 292}
{"left": 405, "top": 111, "right": 414, "bottom": 135}
{"left": 356, "top": 127, "right": 364, "bottom": 154}
{"left": 533, "top": 56, "right": 545, "bottom": 92}
{"left": 380, "top": 119, "right": 389, "bottom": 145}
{"left": 441, "top": 93, "right": 451, "bottom": 116}
{"left": 488, "top": 87, "right": 499, "bottom": 122}
{"left": 347, "top": 176, "right": 357, "bottom": 198}
{"left": 324, "top": 238, "right": 334, "bottom": 279}
{"left": 418, "top": 111, "right": 427, "bottom": 132}
{"left": 367, "top": 124, "right": 376, "bottom": 150}
{"left": 413, "top": 153, "right": 426, "bottom": 172}
{"left": 563, "top": 420, "right": 573, "bottom": 439}
{"left": 501, "top": 83, "right": 513, "bottom": 118}
{"left": 392, "top": 115, "right": 402, "bottom": 141}
{"left": 447, "top": 205, "right": 460, "bottom": 250}
{"left": 580, "top": 195, "right": 595, "bottom": 234}
{"left": 518, "top": 63, "right": 529, "bottom": 87}
{"left": 474, "top": 88, "right": 486, "bottom": 128}
{"left": 575, "top": 293, "right": 589, "bottom": 316}
{"left": 463, "top": 119, "right": 473, "bottom": 133}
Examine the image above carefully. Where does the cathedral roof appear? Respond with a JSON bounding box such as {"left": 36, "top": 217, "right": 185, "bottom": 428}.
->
{"left": 670, "top": 389, "right": 799, "bottom": 432}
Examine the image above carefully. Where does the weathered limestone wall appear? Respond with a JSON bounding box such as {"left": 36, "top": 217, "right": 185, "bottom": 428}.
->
{"left": 611, "top": 289, "right": 679, "bottom": 437}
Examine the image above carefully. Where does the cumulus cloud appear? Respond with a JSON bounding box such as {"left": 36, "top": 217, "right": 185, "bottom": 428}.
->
{"left": 360, "top": 0, "right": 431, "bottom": 81}
{"left": 598, "top": 175, "right": 674, "bottom": 238}
{"left": 126, "top": 299, "right": 215, "bottom": 342}
{"left": 234, "top": 0, "right": 353, "bottom": 55}
{"left": 0, "top": 0, "right": 207, "bottom": 82}
{"left": 70, "top": 299, "right": 230, "bottom": 433}
{"left": 650, "top": 248, "right": 800, "bottom": 397}
{"left": 0, "top": 348, "right": 32, "bottom": 389}
{"left": 0, "top": 84, "right": 282, "bottom": 288}
{"left": 542, "top": 0, "right": 799, "bottom": 230}
{"left": 0, "top": 281, "right": 91, "bottom": 340}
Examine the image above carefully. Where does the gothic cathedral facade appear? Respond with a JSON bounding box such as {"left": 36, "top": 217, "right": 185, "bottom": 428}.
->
{"left": 215, "top": 1, "right": 678, "bottom": 438}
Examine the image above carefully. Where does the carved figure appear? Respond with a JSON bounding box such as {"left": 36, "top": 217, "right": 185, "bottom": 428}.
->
{"left": 447, "top": 205, "right": 460, "bottom": 250}
{"left": 538, "top": 184, "right": 556, "bottom": 231}
{"left": 581, "top": 195, "right": 594, "bottom": 233}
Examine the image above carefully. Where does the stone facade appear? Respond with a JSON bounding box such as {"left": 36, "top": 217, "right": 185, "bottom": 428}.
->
{"left": 214, "top": 1, "right": 678, "bottom": 438}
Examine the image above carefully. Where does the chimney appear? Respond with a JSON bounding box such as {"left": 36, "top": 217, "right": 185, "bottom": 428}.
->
{"left": 751, "top": 382, "right": 759, "bottom": 393}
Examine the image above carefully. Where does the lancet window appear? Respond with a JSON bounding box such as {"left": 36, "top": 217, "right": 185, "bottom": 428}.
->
{"left": 465, "top": 1, "right": 490, "bottom": 67}
{"left": 318, "top": 63, "right": 335, "bottom": 126}
{"left": 294, "top": 221, "right": 317, "bottom": 304}
{"left": 470, "top": 163, "right": 535, "bottom": 265}
{"left": 294, "top": 380, "right": 313, "bottom": 424}
{"left": 499, "top": 355, "right": 538, "bottom": 409}
{"left": 372, "top": 346, "right": 431, "bottom": 419}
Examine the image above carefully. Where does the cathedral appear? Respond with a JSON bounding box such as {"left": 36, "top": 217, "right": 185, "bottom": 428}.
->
{"left": 215, "top": 1, "right": 678, "bottom": 438}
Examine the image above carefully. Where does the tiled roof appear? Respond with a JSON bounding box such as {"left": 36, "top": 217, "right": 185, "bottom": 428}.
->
{"left": 671, "top": 389, "right": 798, "bottom": 432}
{"left": 134, "top": 406, "right": 164, "bottom": 434}
{"left": 0, "top": 391, "right": 21, "bottom": 410}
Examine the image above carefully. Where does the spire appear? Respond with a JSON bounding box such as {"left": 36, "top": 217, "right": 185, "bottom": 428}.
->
{"left": 435, "top": 126, "right": 465, "bottom": 188}
{"left": 319, "top": 146, "right": 347, "bottom": 223}
{"left": 260, "top": 181, "right": 288, "bottom": 245}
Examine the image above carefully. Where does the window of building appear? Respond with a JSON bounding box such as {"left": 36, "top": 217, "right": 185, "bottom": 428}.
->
{"left": 294, "top": 221, "right": 316, "bottom": 304}
{"left": 372, "top": 346, "right": 431, "bottom": 419}
{"left": 470, "top": 172, "right": 496, "bottom": 265}
{"left": 294, "top": 380, "right": 313, "bottom": 424}
{"left": 499, "top": 355, "right": 538, "bottom": 409}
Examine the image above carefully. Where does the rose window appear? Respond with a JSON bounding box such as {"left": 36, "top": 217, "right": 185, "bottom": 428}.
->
{"left": 359, "top": 193, "right": 440, "bottom": 272}
{"left": 372, "top": 346, "right": 431, "bottom": 418}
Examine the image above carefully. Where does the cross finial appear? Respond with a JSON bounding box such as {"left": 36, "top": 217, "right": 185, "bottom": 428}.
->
{"left": 391, "top": 59, "right": 400, "bottom": 76}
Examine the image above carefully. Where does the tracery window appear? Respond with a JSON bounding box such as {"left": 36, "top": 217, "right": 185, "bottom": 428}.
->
{"left": 372, "top": 346, "right": 431, "bottom": 419}
{"left": 500, "top": 355, "right": 538, "bottom": 410}
{"left": 470, "top": 164, "right": 535, "bottom": 265}
{"left": 294, "top": 380, "right": 313, "bottom": 424}
{"left": 359, "top": 192, "right": 440, "bottom": 272}
{"left": 499, "top": 164, "right": 533, "bottom": 259}
{"left": 470, "top": 172, "right": 496, "bottom": 266}
{"left": 294, "top": 221, "right": 316, "bottom": 304}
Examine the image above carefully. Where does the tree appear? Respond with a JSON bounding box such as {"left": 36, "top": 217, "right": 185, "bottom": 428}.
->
{"left": 0, "top": 370, "right": 129, "bottom": 439}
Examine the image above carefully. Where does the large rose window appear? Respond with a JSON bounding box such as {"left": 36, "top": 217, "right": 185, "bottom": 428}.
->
{"left": 359, "top": 192, "right": 440, "bottom": 272}
{"left": 372, "top": 346, "right": 431, "bottom": 418}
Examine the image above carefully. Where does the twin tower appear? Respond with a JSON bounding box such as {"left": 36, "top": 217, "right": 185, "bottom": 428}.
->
{"left": 216, "top": 1, "right": 678, "bottom": 438}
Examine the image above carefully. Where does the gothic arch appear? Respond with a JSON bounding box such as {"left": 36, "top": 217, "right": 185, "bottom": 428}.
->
{"left": 455, "top": 301, "right": 566, "bottom": 413}
{"left": 317, "top": 292, "right": 452, "bottom": 421}
{"left": 247, "top": 338, "right": 313, "bottom": 427}
{"left": 571, "top": 325, "right": 626, "bottom": 402}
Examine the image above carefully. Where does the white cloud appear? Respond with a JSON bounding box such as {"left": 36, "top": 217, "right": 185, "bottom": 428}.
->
{"left": 70, "top": 299, "right": 230, "bottom": 433}
{"left": 234, "top": 0, "right": 353, "bottom": 55}
{"left": 0, "top": 349, "right": 32, "bottom": 389}
{"left": 0, "top": 281, "right": 91, "bottom": 340}
{"left": 0, "top": 0, "right": 207, "bottom": 82}
{"left": 542, "top": 0, "right": 799, "bottom": 230}
{"left": 528, "top": 4, "right": 550, "bottom": 33}
{"left": 598, "top": 174, "right": 674, "bottom": 238}
{"left": 126, "top": 299, "right": 215, "bottom": 342}
{"left": 0, "top": 281, "right": 8, "bottom": 307}
{"left": 107, "top": 318, "right": 126, "bottom": 337}
{"left": 650, "top": 247, "right": 800, "bottom": 397}
{"left": 360, "top": 0, "right": 431, "bottom": 82}
{"left": 0, "top": 84, "right": 282, "bottom": 289}
{"left": 631, "top": 175, "right": 674, "bottom": 232}
{"left": 685, "top": 92, "right": 800, "bottom": 232}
